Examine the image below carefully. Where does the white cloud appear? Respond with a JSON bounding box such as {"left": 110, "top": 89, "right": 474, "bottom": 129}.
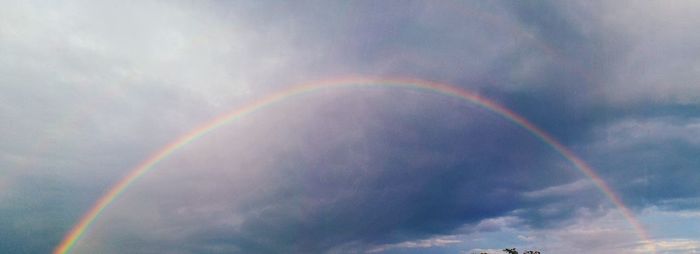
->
{"left": 462, "top": 248, "right": 503, "bottom": 254}
{"left": 368, "top": 235, "right": 462, "bottom": 253}
{"left": 647, "top": 239, "right": 700, "bottom": 253}
{"left": 509, "top": 208, "right": 700, "bottom": 254}
{"left": 450, "top": 208, "right": 700, "bottom": 254}
{"left": 0, "top": 0, "right": 318, "bottom": 184}
{"left": 460, "top": 208, "right": 641, "bottom": 254}
{"left": 523, "top": 179, "right": 593, "bottom": 199}
{"left": 587, "top": 0, "right": 700, "bottom": 104}
{"left": 592, "top": 117, "right": 700, "bottom": 149}
{"left": 473, "top": 216, "right": 523, "bottom": 232}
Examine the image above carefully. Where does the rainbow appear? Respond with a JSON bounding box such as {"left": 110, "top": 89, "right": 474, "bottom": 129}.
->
{"left": 54, "top": 77, "right": 655, "bottom": 253}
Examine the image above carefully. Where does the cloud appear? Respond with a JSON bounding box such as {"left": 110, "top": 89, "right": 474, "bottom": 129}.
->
{"left": 368, "top": 236, "right": 462, "bottom": 253}
{"left": 523, "top": 179, "right": 593, "bottom": 199}
{"left": 69, "top": 89, "right": 583, "bottom": 253}
{"left": 0, "top": 0, "right": 314, "bottom": 252}
{"left": 463, "top": 249, "right": 504, "bottom": 254}
{"left": 472, "top": 206, "right": 700, "bottom": 254}
{"left": 458, "top": 207, "right": 700, "bottom": 254}
{"left": 644, "top": 239, "right": 700, "bottom": 253}
{"left": 473, "top": 216, "right": 522, "bottom": 233}
{"left": 465, "top": 208, "right": 642, "bottom": 254}
{"left": 589, "top": 0, "right": 700, "bottom": 104}
{"left": 2, "top": 0, "right": 700, "bottom": 253}
{"left": 585, "top": 117, "right": 700, "bottom": 210}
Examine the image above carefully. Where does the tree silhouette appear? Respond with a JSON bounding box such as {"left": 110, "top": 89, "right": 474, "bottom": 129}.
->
{"left": 471, "top": 247, "right": 540, "bottom": 254}
{"left": 502, "top": 248, "right": 518, "bottom": 254}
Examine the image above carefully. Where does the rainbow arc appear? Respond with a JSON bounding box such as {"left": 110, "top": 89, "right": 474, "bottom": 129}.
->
{"left": 54, "top": 77, "right": 655, "bottom": 254}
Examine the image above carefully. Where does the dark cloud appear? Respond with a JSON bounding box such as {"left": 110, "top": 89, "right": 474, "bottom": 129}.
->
{"left": 2, "top": 0, "right": 700, "bottom": 253}
{"left": 585, "top": 117, "right": 700, "bottom": 211}
{"left": 77, "top": 89, "right": 591, "bottom": 253}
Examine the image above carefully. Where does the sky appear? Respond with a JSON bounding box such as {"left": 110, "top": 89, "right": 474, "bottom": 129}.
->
{"left": 1, "top": 0, "right": 700, "bottom": 253}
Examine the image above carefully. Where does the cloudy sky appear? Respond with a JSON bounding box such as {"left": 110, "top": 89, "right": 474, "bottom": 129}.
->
{"left": 2, "top": 1, "right": 700, "bottom": 253}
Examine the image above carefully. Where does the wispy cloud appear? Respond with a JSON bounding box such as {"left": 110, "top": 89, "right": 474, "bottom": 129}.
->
{"left": 523, "top": 179, "right": 593, "bottom": 199}
{"left": 368, "top": 236, "right": 462, "bottom": 253}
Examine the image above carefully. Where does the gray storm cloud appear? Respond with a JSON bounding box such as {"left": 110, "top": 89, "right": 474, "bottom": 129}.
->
{"left": 2, "top": 0, "right": 700, "bottom": 253}
{"left": 75, "top": 89, "right": 583, "bottom": 253}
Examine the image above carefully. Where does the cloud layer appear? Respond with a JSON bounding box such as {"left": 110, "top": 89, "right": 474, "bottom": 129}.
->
{"left": 1, "top": 0, "right": 699, "bottom": 253}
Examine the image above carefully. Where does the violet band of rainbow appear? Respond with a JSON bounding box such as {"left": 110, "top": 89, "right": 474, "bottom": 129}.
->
{"left": 54, "top": 77, "right": 655, "bottom": 254}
